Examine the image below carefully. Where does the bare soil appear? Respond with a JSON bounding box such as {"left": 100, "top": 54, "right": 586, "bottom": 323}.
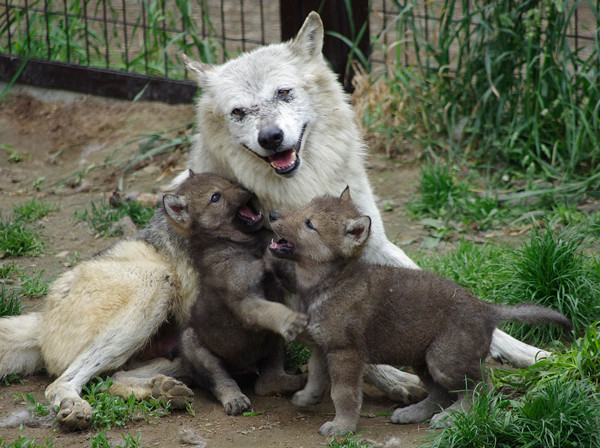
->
{"left": 0, "top": 85, "right": 436, "bottom": 447}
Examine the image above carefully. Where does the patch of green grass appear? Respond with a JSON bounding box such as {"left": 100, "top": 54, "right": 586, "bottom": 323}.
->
{"left": 82, "top": 377, "right": 169, "bottom": 430}
{"left": 0, "top": 262, "right": 22, "bottom": 279}
{"left": 496, "top": 224, "right": 600, "bottom": 345}
{"left": 424, "top": 376, "right": 600, "bottom": 448}
{"left": 12, "top": 199, "right": 58, "bottom": 222}
{"left": 0, "top": 435, "right": 57, "bottom": 448}
{"left": 0, "top": 285, "right": 23, "bottom": 317}
{"left": 74, "top": 198, "right": 155, "bottom": 237}
{"left": 18, "top": 271, "right": 49, "bottom": 297}
{"left": 408, "top": 162, "right": 507, "bottom": 237}
{"left": 90, "top": 431, "right": 142, "bottom": 448}
{"left": 2, "top": 374, "right": 23, "bottom": 386}
{"left": 0, "top": 217, "right": 44, "bottom": 257}
{"left": 328, "top": 432, "right": 373, "bottom": 448}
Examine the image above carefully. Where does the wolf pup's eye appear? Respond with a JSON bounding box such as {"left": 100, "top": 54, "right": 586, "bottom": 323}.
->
{"left": 210, "top": 193, "right": 221, "bottom": 203}
{"left": 305, "top": 219, "right": 316, "bottom": 230}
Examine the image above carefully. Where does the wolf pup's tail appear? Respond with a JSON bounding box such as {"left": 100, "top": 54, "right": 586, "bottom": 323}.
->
{"left": 492, "top": 303, "right": 573, "bottom": 331}
{"left": 0, "top": 312, "right": 44, "bottom": 377}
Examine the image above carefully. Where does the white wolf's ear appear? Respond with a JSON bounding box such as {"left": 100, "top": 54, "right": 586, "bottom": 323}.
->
{"left": 340, "top": 186, "right": 351, "bottom": 202}
{"left": 163, "top": 194, "right": 191, "bottom": 231}
{"left": 345, "top": 216, "right": 371, "bottom": 247}
{"left": 182, "top": 54, "right": 213, "bottom": 87}
{"left": 290, "top": 11, "right": 324, "bottom": 60}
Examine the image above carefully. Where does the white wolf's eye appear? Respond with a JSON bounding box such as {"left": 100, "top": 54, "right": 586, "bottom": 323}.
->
{"left": 277, "top": 89, "right": 292, "bottom": 100}
{"left": 305, "top": 219, "right": 316, "bottom": 230}
{"left": 210, "top": 193, "right": 221, "bottom": 203}
{"left": 231, "top": 108, "right": 245, "bottom": 118}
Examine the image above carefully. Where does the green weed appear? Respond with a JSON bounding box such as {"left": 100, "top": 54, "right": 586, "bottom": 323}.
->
{"left": 0, "top": 285, "right": 23, "bottom": 317}
{"left": 18, "top": 271, "right": 49, "bottom": 297}
{"left": 0, "top": 217, "right": 44, "bottom": 257}
{"left": 82, "top": 377, "right": 169, "bottom": 430}
{"left": 285, "top": 341, "right": 311, "bottom": 371}
{"left": 74, "top": 198, "right": 154, "bottom": 237}
{"left": 328, "top": 432, "right": 373, "bottom": 448}
{"left": 0, "top": 435, "right": 57, "bottom": 448}
{"left": 90, "top": 431, "right": 142, "bottom": 448}
{"left": 14, "top": 392, "right": 51, "bottom": 417}
{"left": 0, "top": 262, "right": 22, "bottom": 279}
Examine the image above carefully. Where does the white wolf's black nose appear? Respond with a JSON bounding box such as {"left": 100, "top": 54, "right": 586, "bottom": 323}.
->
{"left": 269, "top": 211, "right": 278, "bottom": 222}
{"left": 258, "top": 125, "right": 284, "bottom": 151}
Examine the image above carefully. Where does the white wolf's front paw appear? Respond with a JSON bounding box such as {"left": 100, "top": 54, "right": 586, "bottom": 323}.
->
{"left": 57, "top": 397, "right": 93, "bottom": 430}
{"left": 281, "top": 312, "right": 309, "bottom": 342}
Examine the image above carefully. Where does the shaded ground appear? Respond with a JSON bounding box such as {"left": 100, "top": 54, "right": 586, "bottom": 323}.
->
{"left": 0, "top": 85, "right": 435, "bottom": 447}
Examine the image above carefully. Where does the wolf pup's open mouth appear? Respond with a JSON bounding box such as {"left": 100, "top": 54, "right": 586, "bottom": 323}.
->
{"left": 237, "top": 200, "right": 263, "bottom": 229}
{"left": 268, "top": 238, "right": 294, "bottom": 256}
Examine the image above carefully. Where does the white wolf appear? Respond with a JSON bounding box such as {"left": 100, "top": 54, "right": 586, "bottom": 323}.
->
{"left": 177, "top": 11, "right": 549, "bottom": 392}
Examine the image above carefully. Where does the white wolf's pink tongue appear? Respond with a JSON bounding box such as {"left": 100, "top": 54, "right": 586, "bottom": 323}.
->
{"left": 268, "top": 149, "right": 296, "bottom": 169}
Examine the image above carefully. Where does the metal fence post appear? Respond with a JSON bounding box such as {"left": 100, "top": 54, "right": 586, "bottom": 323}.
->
{"left": 279, "top": 0, "right": 370, "bottom": 92}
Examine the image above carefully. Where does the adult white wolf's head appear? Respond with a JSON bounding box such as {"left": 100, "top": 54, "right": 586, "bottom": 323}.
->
{"left": 183, "top": 12, "right": 330, "bottom": 178}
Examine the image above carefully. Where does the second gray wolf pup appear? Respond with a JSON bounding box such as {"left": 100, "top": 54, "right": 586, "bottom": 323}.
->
{"left": 267, "top": 189, "right": 572, "bottom": 436}
{"left": 177, "top": 10, "right": 548, "bottom": 400}
{"left": 162, "top": 171, "right": 308, "bottom": 415}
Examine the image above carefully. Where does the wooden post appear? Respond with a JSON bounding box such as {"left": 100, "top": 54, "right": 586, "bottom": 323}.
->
{"left": 280, "top": 0, "right": 370, "bottom": 92}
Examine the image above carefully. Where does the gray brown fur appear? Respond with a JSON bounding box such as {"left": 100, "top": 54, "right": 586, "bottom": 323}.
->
{"left": 164, "top": 171, "right": 308, "bottom": 415}
{"left": 268, "top": 190, "right": 572, "bottom": 436}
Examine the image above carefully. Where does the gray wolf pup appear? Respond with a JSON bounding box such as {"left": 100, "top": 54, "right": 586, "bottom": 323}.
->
{"left": 163, "top": 171, "right": 307, "bottom": 415}
{"left": 177, "top": 11, "right": 548, "bottom": 399}
{"left": 267, "top": 189, "right": 572, "bottom": 436}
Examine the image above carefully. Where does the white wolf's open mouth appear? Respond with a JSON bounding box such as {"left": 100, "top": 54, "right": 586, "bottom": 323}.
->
{"left": 244, "top": 124, "right": 307, "bottom": 177}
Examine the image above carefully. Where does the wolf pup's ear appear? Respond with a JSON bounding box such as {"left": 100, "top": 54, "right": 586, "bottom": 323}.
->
{"left": 345, "top": 216, "right": 371, "bottom": 247}
{"left": 163, "top": 194, "right": 191, "bottom": 232}
{"left": 290, "top": 11, "right": 324, "bottom": 60}
{"left": 340, "top": 186, "right": 351, "bottom": 202}
{"left": 182, "top": 54, "right": 213, "bottom": 87}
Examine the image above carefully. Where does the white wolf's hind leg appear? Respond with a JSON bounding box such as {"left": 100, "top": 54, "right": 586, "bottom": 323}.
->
{"left": 490, "top": 328, "right": 550, "bottom": 367}
{"left": 363, "top": 364, "right": 427, "bottom": 404}
{"left": 109, "top": 357, "right": 193, "bottom": 409}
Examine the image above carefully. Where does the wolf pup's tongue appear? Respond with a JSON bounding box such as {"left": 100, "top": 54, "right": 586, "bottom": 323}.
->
{"left": 268, "top": 149, "right": 296, "bottom": 170}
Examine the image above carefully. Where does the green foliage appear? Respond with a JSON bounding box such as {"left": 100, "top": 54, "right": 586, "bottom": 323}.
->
{"left": 14, "top": 392, "right": 51, "bottom": 417}
{"left": 497, "top": 225, "right": 600, "bottom": 344}
{"left": 408, "top": 162, "right": 506, "bottom": 232}
{"left": 0, "top": 218, "right": 44, "bottom": 258}
{"left": 285, "top": 341, "right": 311, "bottom": 371}
{"left": 74, "top": 198, "right": 155, "bottom": 237}
{"left": 12, "top": 199, "right": 58, "bottom": 222}
{"left": 367, "top": 0, "right": 600, "bottom": 204}
{"left": 0, "top": 435, "right": 56, "bottom": 448}
{"left": 90, "top": 431, "right": 142, "bottom": 448}
{"left": 1, "top": 0, "right": 223, "bottom": 79}
{"left": 82, "top": 377, "right": 169, "bottom": 430}
{"left": 328, "top": 432, "right": 373, "bottom": 448}
{"left": 425, "top": 377, "right": 600, "bottom": 448}
{"left": 18, "top": 271, "right": 49, "bottom": 297}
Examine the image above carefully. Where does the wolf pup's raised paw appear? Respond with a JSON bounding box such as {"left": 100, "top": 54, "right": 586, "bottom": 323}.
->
{"left": 56, "top": 397, "right": 93, "bottom": 430}
{"left": 281, "top": 311, "right": 309, "bottom": 342}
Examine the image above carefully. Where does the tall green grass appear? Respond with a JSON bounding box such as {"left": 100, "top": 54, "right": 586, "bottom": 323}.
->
{"left": 364, "top": 0, "right": 600, "bottom": 203}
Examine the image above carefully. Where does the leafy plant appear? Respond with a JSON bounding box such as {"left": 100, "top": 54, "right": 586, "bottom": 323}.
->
{"left": 0, "top": 285, "right": 23, "bottom": 317}
{"left": 82, "top": 377, "right": 169, "bottom": 430}
{"left": 74, "top": 198, "right": 155, "bottom": 237}
{"left": 0, "top": 217, "right": 44, "bottom": 257}
{"left": 0, "top": 435, "right": 56, "bottom": 448}
{"left": 14, "top": 392, "right": 50, "bottom": 417}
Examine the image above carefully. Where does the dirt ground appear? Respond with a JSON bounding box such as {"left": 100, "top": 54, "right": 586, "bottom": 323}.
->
{"left": 0, "top": 85, "right": 438, "bottom": 447}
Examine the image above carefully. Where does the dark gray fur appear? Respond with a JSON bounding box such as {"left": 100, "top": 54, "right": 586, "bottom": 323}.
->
{"left": 165, "top": 172, "right": 307, "bottom": 415}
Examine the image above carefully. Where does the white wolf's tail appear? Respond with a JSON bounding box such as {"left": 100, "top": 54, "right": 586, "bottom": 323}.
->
{"left": 0, "top": 312, "right": 44, "bottom": 376}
